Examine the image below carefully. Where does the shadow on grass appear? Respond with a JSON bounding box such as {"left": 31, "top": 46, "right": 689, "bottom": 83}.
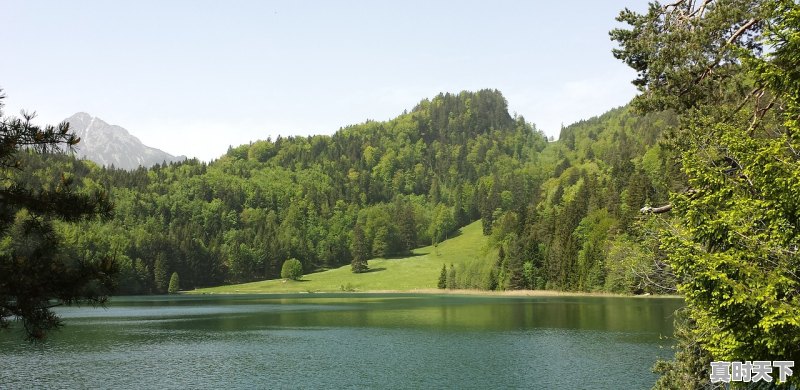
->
{"left": 384, "top": 253, "right": 425, "bottom": 260}
{"left": 363, "top": 267, "right": 387, "bottom": 273}
{"left": 444, "top": 229, "right": 463, "bottom": 240}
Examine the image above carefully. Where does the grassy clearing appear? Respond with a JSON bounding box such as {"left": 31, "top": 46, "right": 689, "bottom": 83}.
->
{"left": 192, "top": 220, "right": 496, "bottom": 294}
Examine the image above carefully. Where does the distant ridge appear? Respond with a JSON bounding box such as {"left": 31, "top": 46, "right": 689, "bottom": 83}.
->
{"left": 64, "top": 112, "right": 186, "bottom": 170}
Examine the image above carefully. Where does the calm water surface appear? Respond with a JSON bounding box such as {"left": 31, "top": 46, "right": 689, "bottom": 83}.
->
{"left": 0, "top": 294, "right": 683, "bottom": 389}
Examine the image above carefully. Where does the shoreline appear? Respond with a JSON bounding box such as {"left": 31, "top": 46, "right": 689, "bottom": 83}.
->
{"left": 367, "top": 289, "right": 683, "bottom": 298}
{"left": 189, "top": 288, "right": 682, "bottom": 299}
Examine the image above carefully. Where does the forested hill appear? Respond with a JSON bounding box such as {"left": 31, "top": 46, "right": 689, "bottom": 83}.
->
{"left": 38, "top": 90, "right": 546, "bottom": 293}
{"left": 17, "top": 89, "right": 681, "bottom": 295}
{"left": 518, "top": 107, "right": 681, "bottom": 292}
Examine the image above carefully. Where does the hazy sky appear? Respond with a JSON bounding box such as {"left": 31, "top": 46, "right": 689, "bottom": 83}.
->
{"left": 2, "top": 1, "right": 644, "bottom": 161}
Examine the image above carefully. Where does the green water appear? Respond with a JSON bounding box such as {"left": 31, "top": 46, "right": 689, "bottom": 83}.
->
{"left": 0, "top": 294, "right": 683, "bottom": 389}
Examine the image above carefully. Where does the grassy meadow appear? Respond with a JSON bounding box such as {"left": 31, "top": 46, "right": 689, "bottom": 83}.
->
{"left": 191, "top": 220, "right": 496, "bottom": 293}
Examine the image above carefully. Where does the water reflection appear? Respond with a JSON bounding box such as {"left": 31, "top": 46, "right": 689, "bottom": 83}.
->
{"left": 0, "top": 294, "right": 683, "bottom": 389}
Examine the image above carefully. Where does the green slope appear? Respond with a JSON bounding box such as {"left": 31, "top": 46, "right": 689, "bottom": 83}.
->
{"left": 192, "top": 220, "right": 495, "bottom": 293}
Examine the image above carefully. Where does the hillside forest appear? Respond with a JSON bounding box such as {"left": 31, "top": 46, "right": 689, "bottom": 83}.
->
{"left": 4, "top": 89, "right": 681, "bottom": 296}
{"left": 3, "top": 0, "right": 799, "bottom": 386}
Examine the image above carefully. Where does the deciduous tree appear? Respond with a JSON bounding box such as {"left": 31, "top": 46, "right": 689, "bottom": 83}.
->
{"left": 280, "top": 258, "right": 303, "bottom": 281}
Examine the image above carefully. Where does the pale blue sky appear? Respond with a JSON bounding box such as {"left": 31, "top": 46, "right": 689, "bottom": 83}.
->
{"left": 2, "top": 1, "right": 645, "bottom": 161}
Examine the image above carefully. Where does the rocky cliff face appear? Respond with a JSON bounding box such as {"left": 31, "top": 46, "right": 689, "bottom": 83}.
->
{"left": 64, "top": 112, "right": 186, "bottom": 169}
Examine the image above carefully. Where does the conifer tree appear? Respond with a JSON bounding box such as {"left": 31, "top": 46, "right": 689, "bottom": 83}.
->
{"left": 350, "top": 223, "right": 369, "bottom": 273}
{"left": 168, "top": 272, "right": 180, "bottom": 294}
{"left": 154, "top": 254, "right": 169, "bottom": 293}
{"left": 446, "top": 264, "right": 456, "bottom": 290}
{"left": 437, "top": 264, "right": 447, "bottom": 289}
{"left": 506, "top": 240, "right": 526, "bottom": 290}
{"left": 0, "top": 90, "right": 116, "bottom": 340}
{"left": 613, "top": 0, "right": 800, "bottom": 385}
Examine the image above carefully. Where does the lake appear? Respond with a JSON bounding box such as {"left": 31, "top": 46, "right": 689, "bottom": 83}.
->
{"left": 0, "top": 294, "right": 683, "bottom": 389}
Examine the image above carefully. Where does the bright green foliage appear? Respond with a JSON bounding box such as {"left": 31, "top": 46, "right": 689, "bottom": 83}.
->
{"left": 488, "top": 106, "right": 680, "bottom": 293}
{"left": 7, "top": 76, "right": 688, "bottom": 304}
{"left": 614, "top": 0, "right": 800, "bottom": 386}
{"left": 168, "top": 272, "right": 180, "bottom": 294}
{"left": 603, "top": 230, "right": 671, "bottom": 295}
{"left": 521, "top": 261, "right": 537, "bottom": 290}
{"left": 7, "top": 84, "right": 685, "bottom": 308}
{"left": 195, "top": 221, "right": 495, "bottom": 293}
{"left": 11, "top": 87, "right": 677, "bottom": 297}
{"left": 280, "top": 258, "right": 303, "bottom": 281}
{"left": 574, "top": 209, "right": 615, "bottom": 290}
{"left": 428, "top": 204, "right": 456, "bottom": 245}
{"left": 446, "top": 264, "right": 456, "bottom": 290}
{"left": 48, "top": 89, "right": 542, "bottom": 291}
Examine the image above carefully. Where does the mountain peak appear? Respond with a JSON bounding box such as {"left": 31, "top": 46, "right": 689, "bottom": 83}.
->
{"left": 68, "top": 112, "right": 93, "bottom": 121}
{"left": 65, "top": 113, "right": 186, "bottom": 170}
{"left": 65, "top": 112, "right": 96, "bottom": 129}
